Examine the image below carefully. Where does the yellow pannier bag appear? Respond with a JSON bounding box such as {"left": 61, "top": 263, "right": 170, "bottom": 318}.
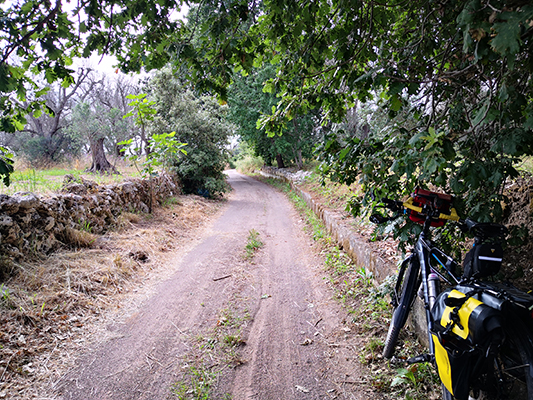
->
{"left": 431, "top": 287, "right": 503, "bottom": 400}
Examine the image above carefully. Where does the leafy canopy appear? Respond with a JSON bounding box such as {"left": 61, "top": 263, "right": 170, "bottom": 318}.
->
{"left": 166, "top": 0, "right": 533, "bottom": 225}
{"left": 3, "top": 0, "right": 533, "bottom": 229}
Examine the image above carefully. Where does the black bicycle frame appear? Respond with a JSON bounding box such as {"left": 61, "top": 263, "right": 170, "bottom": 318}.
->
{"left": 412, "top": 218, "right": 460, "bottom": 361}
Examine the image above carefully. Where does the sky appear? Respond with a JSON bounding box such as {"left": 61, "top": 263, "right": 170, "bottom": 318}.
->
{"left": 1, "top": 0, "right": 190, "bottom": 78}
{"left": 76, "top": 4, "right": 190, "bottom": 76}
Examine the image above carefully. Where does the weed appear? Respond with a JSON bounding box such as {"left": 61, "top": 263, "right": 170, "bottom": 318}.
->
{"left": 244, "top": 229, "right": 263, "bottom": 259}
{"left": 223, "top": 334, "right": 241, "bottom": 347}
{"left": 171, "top": 366, "right": 215, "bottom": 400}
{"left": 170, "top": 301, "right": 247, "bottom": 398}
{"left": 362, "top": 337, "right": 384, "bottom": 363}
{"left": 324, "top": 246, "right": 353, "bottom": 275}
{"left": 388, "top": 362, "right": 440, "bottom": 399}
{"left": 163, "top": 196, "right": 181, "bottom": 207}
{"left": 79, "top": 219, "right": 92, "bottom": 233}
{"left": 392, "top": 367, "right": 416, "bottom": 387}
{"left": 0, "top": 284, "right": 12, "bottom": 308}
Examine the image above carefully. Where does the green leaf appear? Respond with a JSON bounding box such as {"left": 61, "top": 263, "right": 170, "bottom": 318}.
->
{"left": 490, "top": 13, "right": 522, "bottom": 56}
{"left": 408, "top": 132, "right": 425, "bottom": 146}
{"left": 390, "top": 94, "right": 402, "bottom": 112}
{"left": 472, "top": 101, "right": 489, "bottom": 126}
{"left": 339, "top": 147, "right": 350, "bottom": 160}
{"left": 35, "top": 87, "right": 50, "bottom": 97}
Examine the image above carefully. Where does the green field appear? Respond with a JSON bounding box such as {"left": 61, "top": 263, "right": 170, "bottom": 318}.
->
{"left": 0, "top": 160, "right": 140, "bottom": 196}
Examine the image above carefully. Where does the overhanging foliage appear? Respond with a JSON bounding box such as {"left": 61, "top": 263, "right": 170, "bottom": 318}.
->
{"left": 2, "top": 1, "right": 533, "bottom": 228}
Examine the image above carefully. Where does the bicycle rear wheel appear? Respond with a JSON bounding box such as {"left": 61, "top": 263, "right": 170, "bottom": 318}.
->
{"left": 441, "top": 383, "right": 453, "bottom": 400}
{"left": 383, "top": 256, "right": 421, "bottom": 359}
{"left": 471, "top": 321, "right": 533, "bottom": 400}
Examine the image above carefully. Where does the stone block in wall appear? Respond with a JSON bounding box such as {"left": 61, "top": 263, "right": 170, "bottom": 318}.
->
{"left": 0, "top": 173, "right": 180, "bottom": 260}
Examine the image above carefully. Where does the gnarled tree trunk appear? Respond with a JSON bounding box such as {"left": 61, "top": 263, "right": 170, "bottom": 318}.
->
{"left": 86, "top": 137, "right": 117, "bottom": 174}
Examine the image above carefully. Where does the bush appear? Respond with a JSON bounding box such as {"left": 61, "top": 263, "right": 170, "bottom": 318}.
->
{"left": 235, "top": 155, "right": 264, "bottom": 174}
{"left": 147, "top": 70, "right": 234, "bottom": 198}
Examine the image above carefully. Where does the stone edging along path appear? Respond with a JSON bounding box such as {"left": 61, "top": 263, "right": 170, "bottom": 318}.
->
{"left": 258, "top": 167, "right": 395, "bottom": 285}
{"left": 259, "top": 167, "right": 437, "bottom": 347}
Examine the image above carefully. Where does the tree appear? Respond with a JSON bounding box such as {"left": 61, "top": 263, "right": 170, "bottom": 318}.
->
{"left": 147, "top": 69, "right": 233, "bottom": 197}
{"left": 0, "top": 0, "right": 183, "bottom": 182}
{"left": 228, "top": 64, "right": 319, "bottom": 168}
{"left": 119, "top": 131, "right": 187, "bottom": 211}
{"left": 123, "top": 93, "right": 157, "bottom": 156}
{"left": 3, "top": 0, "right": 533, "bottom": 224}
{"left": 9, "top": 68, "right": 93, "bottom": 166}
{"left": 67, "top": 102, "right": 118, "bottom": 173}
{"left": 85, "top": 74, "right": 140, "bottom": 158}
{"left": 169, "top": 0, "right": 533, "bottom": 224}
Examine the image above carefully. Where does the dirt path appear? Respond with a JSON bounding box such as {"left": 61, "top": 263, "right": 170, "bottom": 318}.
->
{"left": 55, "top": 170, "right": 369, "bottom": 400}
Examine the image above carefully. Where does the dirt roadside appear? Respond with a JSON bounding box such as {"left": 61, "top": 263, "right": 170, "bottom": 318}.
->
{"left": 47, "top": 170, "right": 370, "bottom": 399}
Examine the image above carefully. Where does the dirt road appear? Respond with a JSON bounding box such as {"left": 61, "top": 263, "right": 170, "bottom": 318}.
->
{"left": 56, "top": 170, "right": 368, "bottom": 400}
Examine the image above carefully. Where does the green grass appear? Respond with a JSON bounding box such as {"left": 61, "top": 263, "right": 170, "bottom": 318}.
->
{"left": 515, "top": 156, "right": 533, "bottom": 175}
{"left": 0, "top": 166, "right": 139, "bottom": 196}
{"left": 171, "top": 366, "right": 215, "bottom": 400}
{"left": 234, "top": 155, "right": 264, "bottom": 174}
{"left": 244, "top": 229, "right": 264, "bottom": 259}
{"left": 170, "top": 302, "right": 248, "bottom": 399}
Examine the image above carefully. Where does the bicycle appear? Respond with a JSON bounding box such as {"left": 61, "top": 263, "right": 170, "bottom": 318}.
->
{"left": 371, "top": 188, "right": 533, "bottom": 400}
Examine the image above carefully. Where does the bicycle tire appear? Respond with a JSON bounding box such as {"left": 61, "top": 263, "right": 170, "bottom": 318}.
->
{"left": 383, "top": 257, "right": 421, "bottom": 359}
{"left": 441, "top": 383, "right": 453, "bottom": 400}
{"left": 471, "top": 321, "right": 533, "bottom": 400}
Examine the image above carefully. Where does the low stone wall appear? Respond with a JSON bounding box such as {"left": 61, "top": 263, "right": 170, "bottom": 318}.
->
{"left": 0, "top": 174, "right": 180, "bottom": 260}
{"left": 259, "top": 167, "right": 395, "bottom": 285}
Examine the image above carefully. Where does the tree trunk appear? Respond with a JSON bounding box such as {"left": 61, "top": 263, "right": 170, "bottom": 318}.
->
{"left": 86, "top": 137, "right": 117, "bottom": 174}
{"left": 276, "top": 153, "right": 285, "bottom": 169}
{"left": 292, "top": 118, "right": 303, "bottom": 169}
{"left": 296, "top": 149, "right": 303, "bottom": 169}
{"left": 115, "top": 142, "right": 126, "bottom": 158}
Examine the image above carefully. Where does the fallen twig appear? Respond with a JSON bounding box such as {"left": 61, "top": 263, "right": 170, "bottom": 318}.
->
{"left": 213, "top": 274, "right": 232, "bottom": 281}
{"left": 1, "top": 352, "right": 16, "bottom": 382}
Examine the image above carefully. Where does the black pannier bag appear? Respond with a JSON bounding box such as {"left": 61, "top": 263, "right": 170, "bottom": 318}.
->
{"left": 431, "top": 287, "right": 503, "bottom": 400}
{"left": 462, "top": 241, "right": 503, "bottom": 279}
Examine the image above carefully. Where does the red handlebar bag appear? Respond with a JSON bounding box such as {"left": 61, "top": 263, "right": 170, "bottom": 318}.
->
{"left": 409, "top": 188, "right": 453, "bottom": 227}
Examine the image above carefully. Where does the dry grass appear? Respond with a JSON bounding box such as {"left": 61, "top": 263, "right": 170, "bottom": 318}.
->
{"left": 297, "top": 172, "right": 362, "bottom": 213}
{"left": 0, "top": 195, "right": 225, "bottom": 399}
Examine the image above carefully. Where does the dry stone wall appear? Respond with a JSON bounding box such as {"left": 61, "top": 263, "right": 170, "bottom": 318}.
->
{"left": 0, "top": 174, "right": 180, "bottom": 260}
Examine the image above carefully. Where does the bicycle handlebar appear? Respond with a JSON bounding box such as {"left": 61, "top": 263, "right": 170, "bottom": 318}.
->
{"left": 371, "top": 197, "right": 507, "bottom": 238}
{"left": 371, "top": 197, "right": 460, "bottom": 224}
